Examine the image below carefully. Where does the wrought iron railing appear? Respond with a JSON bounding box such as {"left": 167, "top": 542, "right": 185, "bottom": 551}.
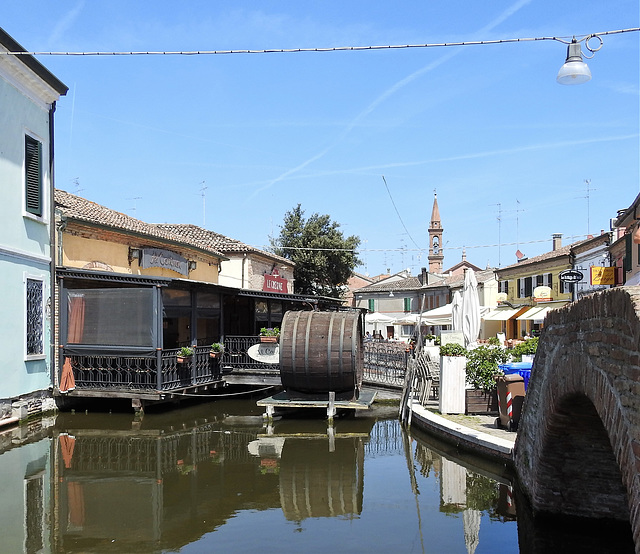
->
{"left": 66, "top": 339, "right": 412, "bottom": 392}
{"left": 220, "top": 336, "right": 281, "bottom": 373}
{"left": 363, "top": 343, "right": 409, "bottom": 388}
{"left": 68, "top": 346, "right": 222, "bottom": 392}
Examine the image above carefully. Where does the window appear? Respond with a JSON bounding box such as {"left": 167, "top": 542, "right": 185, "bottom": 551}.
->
{"left": 368, "top": 298, "right": 375, "bottom": 312}
{"left": 524, "top": 277, "right": 533, "bottom": 297}
{"left": 25, "top": 135, "right": 43, "bottom": 217}
{"left": 403, "top": 297, "right": 411, "bottom": 312}
{"left": 26, "top": 278, "right": 44, "bottom": 356}
{"left": 498, "top": 280, "right": 509, "bottom": 294}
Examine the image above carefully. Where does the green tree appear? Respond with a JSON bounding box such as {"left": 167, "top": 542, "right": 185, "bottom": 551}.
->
{"left": 271, "top": 204, "right": 361, "bottom": 297}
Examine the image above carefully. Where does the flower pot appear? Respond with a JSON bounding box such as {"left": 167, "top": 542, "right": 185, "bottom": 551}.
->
{"left": 260, "top": 336, "right": 278, "bottom": 343}
{"left": 177, "top": 356, "right": 192, "bottom": 364}
{"left": 465, "top": 389, "right": 499, "bottom": 414}
{"left": 210, "top": 351, "right": 222, "bottom": 359}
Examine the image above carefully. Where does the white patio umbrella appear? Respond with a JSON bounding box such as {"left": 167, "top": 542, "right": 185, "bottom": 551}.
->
{"left": 394, "top": 313, "right": 422, "bottom": 325}
{"left": 365, "top": 312, "right": 396, "bottom": 324}
{"left": 461, "top": 269, "right": 481, "bottom": 348}
{"left": 365, "top": 312, "right": 396, "bottom": 336}
{"left": 451, "top": 290, "right": 463, "bottom": 332}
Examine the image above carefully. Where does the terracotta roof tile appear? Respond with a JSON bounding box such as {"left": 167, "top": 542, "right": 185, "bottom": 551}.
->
{"left": 55, "top": 189, "right": 226, "bottom": 258}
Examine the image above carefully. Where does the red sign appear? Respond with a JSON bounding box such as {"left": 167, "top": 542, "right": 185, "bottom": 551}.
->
{"left": 263, "top": 273, "right": 288, "bottom": 293}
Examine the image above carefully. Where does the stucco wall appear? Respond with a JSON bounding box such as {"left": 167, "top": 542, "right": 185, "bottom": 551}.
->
{"left": 61, "top": 231, "right": 220, "bottom": 283}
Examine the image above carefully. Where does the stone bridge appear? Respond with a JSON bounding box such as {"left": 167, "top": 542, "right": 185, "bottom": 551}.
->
{"left": 515, "top": 286, "right": 640, "bottom": 549}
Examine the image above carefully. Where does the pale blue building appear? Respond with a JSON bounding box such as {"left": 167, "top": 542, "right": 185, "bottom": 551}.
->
{"left": 0, "top": 28, "right": 67, "bottom": 423}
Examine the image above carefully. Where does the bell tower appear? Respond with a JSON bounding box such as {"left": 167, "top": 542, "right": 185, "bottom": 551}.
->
{"left": 428, "top": 192, "right": 444, "bottom": 273}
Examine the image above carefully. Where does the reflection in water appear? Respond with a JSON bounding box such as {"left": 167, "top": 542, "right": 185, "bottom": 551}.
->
{"left": 0, "top": 400, "right": 632, "bottom": 553}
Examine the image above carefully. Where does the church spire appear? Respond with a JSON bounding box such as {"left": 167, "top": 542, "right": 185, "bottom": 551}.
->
{"left": 428, "top": 192, "right": 444, "bottom": 273}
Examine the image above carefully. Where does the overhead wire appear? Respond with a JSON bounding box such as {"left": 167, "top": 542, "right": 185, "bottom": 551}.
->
{"left": 0, "top": 28, "right": 638, "bottom": 57}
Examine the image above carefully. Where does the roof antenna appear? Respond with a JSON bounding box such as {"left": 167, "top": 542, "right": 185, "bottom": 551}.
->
{"left": 200, "top": 181, "right": 208, "bottom": 227}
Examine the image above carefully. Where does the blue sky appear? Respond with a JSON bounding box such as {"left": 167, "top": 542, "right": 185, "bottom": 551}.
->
{"left": 4, "top": 1, "right": 638, "bottom": 276}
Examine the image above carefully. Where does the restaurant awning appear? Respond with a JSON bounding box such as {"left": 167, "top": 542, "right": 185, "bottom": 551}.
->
{"left": 516, "top": 306, "right": 547, "bottom": 320}
{"left": 483, "top": 306, "right": 528, "bottom": 321}
{"left": 517, "top": 302, "right": 568, "bottom": 321}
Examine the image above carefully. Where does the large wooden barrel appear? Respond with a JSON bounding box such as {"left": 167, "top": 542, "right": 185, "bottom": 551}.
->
{"left": 279, "top": 310, "right": 363, "bottom": 397}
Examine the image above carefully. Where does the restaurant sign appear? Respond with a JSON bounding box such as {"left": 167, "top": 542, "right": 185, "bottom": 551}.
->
{"left": 141, "top": 248, "right": 189, "bottom": 276}
{"left": 558, "top": 269, "right": 584, "bottom": 283}
{"left": 263, "top": 268, "right": 288, "bottom": 294}
{"left": 590, "top": 266, "right": 615, "bottom": 285}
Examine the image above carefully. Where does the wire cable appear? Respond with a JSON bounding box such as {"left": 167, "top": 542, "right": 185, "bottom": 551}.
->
{"left": 1, "top": 28, "right": 638, "bottom": 57}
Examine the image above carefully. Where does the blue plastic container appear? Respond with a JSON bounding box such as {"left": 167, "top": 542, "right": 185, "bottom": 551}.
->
{"left": 498, "top": 361, "right": 532, "bottom": 390}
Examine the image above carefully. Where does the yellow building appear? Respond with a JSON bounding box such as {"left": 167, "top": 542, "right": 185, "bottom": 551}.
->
{"left": 493, "top": 234, "right": 574, "bottom": 340}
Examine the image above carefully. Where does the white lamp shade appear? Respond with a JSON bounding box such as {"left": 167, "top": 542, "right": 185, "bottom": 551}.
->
{"left": 557, "top": 60, "right": 592, "bottom": 85}
{"left": 557, "top": 40, "right": 592, "bottom": 85}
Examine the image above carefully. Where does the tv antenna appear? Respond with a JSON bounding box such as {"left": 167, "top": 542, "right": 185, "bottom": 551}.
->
{"left": 129, "top": 196, "right": 142, "bottom": 215}
{"left": 490, "top": 203, "right": 503, "bottom": 267}
{"left": 199, "top": 181, "right": 208, "bottom": 226}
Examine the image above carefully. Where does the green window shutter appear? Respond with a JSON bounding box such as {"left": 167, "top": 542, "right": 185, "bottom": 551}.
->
{"left": 368, "top": 298, "right": 375, "bottom": 312}
{"left": 25, "top": 136, "right": 42, "bottom": 216}
{"left": 403, "top": 297, "right": 411, "bottom": 312}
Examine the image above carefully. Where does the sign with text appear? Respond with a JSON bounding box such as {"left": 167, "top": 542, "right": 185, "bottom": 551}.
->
{"left": 558, "top": 269, "right": 584, "bottom": 283}
{"left": 590, "top": 266, "right": 615, "bottom": 285}
{"left": 141, "top": 248, "right": 189, "bottom": 276}
{"left": 247, "top": 343, "right": 279, "bottom": 364}
{"left": 533, "top": 286, "right": 552, "bottom": 302}
{"left": 263, "top": 270, "right": 288, "bottom": 294}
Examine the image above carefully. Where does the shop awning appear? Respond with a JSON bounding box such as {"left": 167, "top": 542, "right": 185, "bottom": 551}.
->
{"left": 516, "top": 306, "right": 546, "bottom": 320}
{"left": 518, "top": 302, "right": 568, "bottom": 321}
{"left": 483, "top": 306, "right": 526, "bottom": 321}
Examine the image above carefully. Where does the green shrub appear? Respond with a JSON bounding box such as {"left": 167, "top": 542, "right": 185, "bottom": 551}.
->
{"left": 510, "top": 337, "right": 538, "bottom": 361}
{"left": 439, "top": 343, "right": 467, "bottom": 357}
{"left": 179, "top": 346, "right": 194, "bottom": 357}
{"left": 465, "top": 345, "right": 510, "bottom": 391}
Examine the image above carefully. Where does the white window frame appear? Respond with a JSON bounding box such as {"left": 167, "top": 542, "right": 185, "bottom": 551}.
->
{"left": 24, "top": 274, "right": 46, "bottom": 360}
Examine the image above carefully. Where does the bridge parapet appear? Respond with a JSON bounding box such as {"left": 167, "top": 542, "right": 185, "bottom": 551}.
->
{"left": 515, "top": 286, "right": 640, "bottom": 548}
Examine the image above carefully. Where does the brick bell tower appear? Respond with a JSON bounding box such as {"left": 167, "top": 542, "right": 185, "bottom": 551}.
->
{"left": 428, "top": 192, "right": 444, "bottom": 273}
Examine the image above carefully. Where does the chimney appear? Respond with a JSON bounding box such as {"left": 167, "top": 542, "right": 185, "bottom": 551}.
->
{"left": 420, "top": 267, "right": 427, "bottom": 285}
{"left": 552, "top": 233, "right": 563, "bottom": 251}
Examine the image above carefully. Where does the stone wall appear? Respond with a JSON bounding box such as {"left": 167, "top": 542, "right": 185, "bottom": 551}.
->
{"left": 514, "top": 286, "right": 640, "bottom": 548}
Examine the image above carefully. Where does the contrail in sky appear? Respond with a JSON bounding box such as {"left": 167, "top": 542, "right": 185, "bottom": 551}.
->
{"left": 252, "top": 0, "right": 534, "bottom": 197}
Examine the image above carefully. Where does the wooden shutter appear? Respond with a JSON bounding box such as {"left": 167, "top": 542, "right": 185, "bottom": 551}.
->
{"left": 25, "top": 136, "right": 42, "bottom": 216}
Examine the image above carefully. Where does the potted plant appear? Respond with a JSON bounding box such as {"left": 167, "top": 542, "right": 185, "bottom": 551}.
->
{"left": 177, "top": 346, "right": 193, "bottom": 364}
{"left": 438, "top": 343, "right": 468, "bottom": 414}
{"left": 260, "top": 327, "right": 280, "bottom": 343}
{"left": 210, "top": 342, "right": 224, "bottom": 359}
{"left": 464, "top": 345, "right": 510, "bottom": 414}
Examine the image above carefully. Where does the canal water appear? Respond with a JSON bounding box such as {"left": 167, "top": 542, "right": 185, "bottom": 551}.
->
{"left": 0, "top": 397, "right": 633, "bottom": 553}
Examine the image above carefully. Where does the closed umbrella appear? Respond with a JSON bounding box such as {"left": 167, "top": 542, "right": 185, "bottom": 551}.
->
{"left": 451, "top": 291, "right": 463, "bottom": 331}
{"left": 463, "top": 508, "right": 481, "bottom": 554}
{"left": 462, "top": 269, "right": 481, "bottom": 348}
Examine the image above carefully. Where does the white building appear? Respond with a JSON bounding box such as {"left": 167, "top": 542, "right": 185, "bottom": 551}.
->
{"left": 0, "top": 28, "right": 67, "bottom": 423}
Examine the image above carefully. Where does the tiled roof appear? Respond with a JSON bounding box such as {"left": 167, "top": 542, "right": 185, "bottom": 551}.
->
{"left": 355, "top": 267, "right": 497, "bottom": 293}
{"left": 498, "top": 240, "right": 589, "bottom": 272}
{"left": 55, "top": 189, "right": 226, "bottom": 258}
{"left": 154, "top": 224, "right": 292, "bottom": 265}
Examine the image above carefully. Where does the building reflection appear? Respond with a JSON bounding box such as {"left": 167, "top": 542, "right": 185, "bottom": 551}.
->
{"left": 3, "top": 409, "right": 628, "bottom": 553}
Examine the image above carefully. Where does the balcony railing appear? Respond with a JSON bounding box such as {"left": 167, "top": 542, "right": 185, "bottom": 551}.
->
{"left": 67, "top": 346, "right": 222, "bottom": 393}
{"left": 64, "top": 338, "right": 415, "bottom": 393}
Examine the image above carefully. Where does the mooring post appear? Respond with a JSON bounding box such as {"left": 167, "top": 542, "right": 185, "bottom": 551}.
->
{"left": 327, "top": 391, "right": 336, "bottom": 424}
{"left": 264, "top": 404, "right": 275, "bottom": 425}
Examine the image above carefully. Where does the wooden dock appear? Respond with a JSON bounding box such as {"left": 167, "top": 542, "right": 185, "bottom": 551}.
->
{"left": 257, "top": 389, "right": 377, "bottom": 423}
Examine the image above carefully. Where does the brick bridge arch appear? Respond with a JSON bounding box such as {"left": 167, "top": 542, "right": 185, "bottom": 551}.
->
{"left": 515, "top": 286, "right": 640, "bottom": 548}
